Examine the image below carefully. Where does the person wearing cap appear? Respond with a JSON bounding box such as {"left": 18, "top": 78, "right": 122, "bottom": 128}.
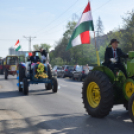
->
{"left": 104, "top": 39, "right": 128, "bottom": 77}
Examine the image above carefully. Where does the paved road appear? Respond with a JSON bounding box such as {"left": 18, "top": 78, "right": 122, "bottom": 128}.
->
{"left": 0, "top": 75, "right": 134, "bottom": 134}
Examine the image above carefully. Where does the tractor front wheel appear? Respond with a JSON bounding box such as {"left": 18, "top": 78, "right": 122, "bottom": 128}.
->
{"left": 23, "top": 78, "right": 29, "bottom": 95}
{"left": 82, "top": 71, "right": 114, "bottom": 118}
{"left": 45, "top": 83, "right": 52, "bottom": 90}
{"left": 19, "top": 64, "right": 25, "bottom": 92}
{"left": 128, "top": 93, "right": 134, "bottom": 123}
{"left": 5, "top": 70, "right": 8, "bottom": 80}
{"left": 52, "top": 77, "right": 58, "bottom": 93}
{"left": 47, "top": 64, "right": 52, "bottom": 79}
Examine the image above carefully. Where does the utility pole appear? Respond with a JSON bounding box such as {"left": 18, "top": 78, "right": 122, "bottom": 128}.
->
{"left": 23, "top": 36, "right": 36, "bottom": 51}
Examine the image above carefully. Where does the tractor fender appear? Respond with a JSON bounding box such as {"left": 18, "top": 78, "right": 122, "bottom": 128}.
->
{"left": 92, "top": 66, "right": 115, "bottom": 83}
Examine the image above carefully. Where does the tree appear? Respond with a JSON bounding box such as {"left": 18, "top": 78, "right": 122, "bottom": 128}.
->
{"left": 106, "top": 10, "right": 134, "bottom": 52}
{"left": 63, "top": 21, "right": 77, "bottom": 39}
{"left": 94, "top": 17, "right": 105, "bottom": 49}
{"left": 50, "top": 19, "right": 99, "bottom": 66}
{"left": 121, "top": 11, "right": 134, "bottom": 51}
{"left": 53, "top": 21, "right": 77, "bottom": 63}
{"left": 33, "top": 43, "right": 51, "bottom": 52}
{"left": 33, "top": 44, "right": 39, "bottom": 51}
{"left": 96, "top": 16, "right": 104, "bottom": 37}
{"left": 50, "top": 57, "right": 67, "bottom": 67}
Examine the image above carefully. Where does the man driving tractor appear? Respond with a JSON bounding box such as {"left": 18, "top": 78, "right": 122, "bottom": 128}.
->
{"left": 104, "top": 39, "right": 128, "bottom": 78}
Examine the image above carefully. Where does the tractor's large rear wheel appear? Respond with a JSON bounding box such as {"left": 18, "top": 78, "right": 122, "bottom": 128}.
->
{"left": 82, "top": 71, "right": 114, "bottom": 118}
{"left": 45, "top": 83, "right": 52, "bottom": 90}
{"left": 47, "top": 64, "right": 52, "bottom": 79}
{"left": 128, "top": 93, "right": 134, "bottom": 123}
{"left": 52, "top": 77, "right": 58, "bottom": 93}
{"left": 23, "top": 78, "right": 29, "bottom": 95}
{"left": 19, "top": 64, "right": 25, "bottom": 92}
{"left": 5, "top": 70, "right": 8, "bottom": 80}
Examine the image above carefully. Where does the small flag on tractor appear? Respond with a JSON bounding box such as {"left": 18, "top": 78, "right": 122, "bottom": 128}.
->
{"left": 14, "top": 39, "right": 21, "bottom": 51}
{"left": 66, "top": 1, "right": 94, "bottom": 50}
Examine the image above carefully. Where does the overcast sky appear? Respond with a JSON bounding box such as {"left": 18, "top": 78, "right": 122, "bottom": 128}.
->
{"left": 0, "top": 0, "right": 134, "bottom": 57}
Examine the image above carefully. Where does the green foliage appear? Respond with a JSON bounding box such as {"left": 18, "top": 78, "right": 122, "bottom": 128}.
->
{"left": 50, "top": 11, "right": 134, "bottom": 66}
{"left": 50, "top": 20, "right": 99, "bottom": 66}
{"left": 50, "top": 57, "right": 67, "bottom": 67}
{"left": 19, "top": 55, "right": 25, "bottom": 63}
{"left": 106, "top": 11, "right": 134, "bottom": 53}
{"left": 99, "top": 42, "right": 109, "bottom": 62}
{"left": 33, "top": 43, "right": 51, "bottom": 52}
{"left": 63, "top": 21, "right": 77, "bottom": 39}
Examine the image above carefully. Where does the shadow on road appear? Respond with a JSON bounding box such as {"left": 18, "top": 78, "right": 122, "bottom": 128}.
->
{"left": 29, "top": 89, "right": 54, "bottom": 96}
{"left": 36, "top": 112, "right": 134, "bottom": 134}
{"left": 0, "top": 89, "right": 54, "bottom": 99}
{"left": 0, "top": 90, "right": 24, "bottom": 99}
{"left": 0, "top": 77, "right": 17, "bottom": 81}
{"left": 58, "top": 78, "right": 82, "bottom": 83}
{"left": 0, "top": 111, "right": 133, "bottom": 134}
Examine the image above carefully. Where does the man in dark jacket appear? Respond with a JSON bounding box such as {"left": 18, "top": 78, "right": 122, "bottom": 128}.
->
{"left": 30, "top": 51, "right": 40, "bottom": 63}
{"left": 104, "top": 39, "right": 128, "bottom": 77}
{"left": 40, "top": 48, "right": 47, "bottom": 57}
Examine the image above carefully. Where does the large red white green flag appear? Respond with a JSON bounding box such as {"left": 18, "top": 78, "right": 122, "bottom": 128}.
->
{"left": 66, "top": 1, "right": 94, "bottom": 50}
{"left": 14, "top": 39, "right": 21, "bottom": 51}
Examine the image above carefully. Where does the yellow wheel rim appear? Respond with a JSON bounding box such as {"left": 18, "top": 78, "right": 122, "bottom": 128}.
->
{"left": 132, "top": 101, "right": 134, "bottom": 116}
{"left": 87, "top": 82, "right": 101, "bottom": 108}
{"left": 125, "top": 82, "right": 134, "bottom": 98}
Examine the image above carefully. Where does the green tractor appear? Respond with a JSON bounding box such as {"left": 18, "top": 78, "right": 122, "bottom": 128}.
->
{"left": 82, "top": 51, "right": 134, "bottom": 123}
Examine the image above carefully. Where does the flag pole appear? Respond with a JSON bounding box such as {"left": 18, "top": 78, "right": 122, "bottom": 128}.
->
{"left": 94, "top": 31, "right": 100, "bottom": 66}
{"left": 82, "top": 44, "right": 83, "bottom": 66}
{"left": 89, "top": 0, "right": 100, "bottom": 66}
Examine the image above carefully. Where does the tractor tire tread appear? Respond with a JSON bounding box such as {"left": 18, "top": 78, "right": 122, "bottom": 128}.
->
{"left": 82, "top": 71, "right": 114, "bottom": 118}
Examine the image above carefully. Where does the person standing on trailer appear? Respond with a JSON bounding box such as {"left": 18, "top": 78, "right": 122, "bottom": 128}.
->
{"left": 40, "top": 48, "right": 49, "bottom": 63}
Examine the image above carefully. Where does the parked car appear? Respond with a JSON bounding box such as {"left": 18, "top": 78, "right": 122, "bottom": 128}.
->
{"left": 52, "top": 65, "right": 63, "bottom": 77}
{"left": 62, "top": 65, "right": 74, "bottom": 78}
{"left": 72, "top": 65, "right": 93, "bottom": 81}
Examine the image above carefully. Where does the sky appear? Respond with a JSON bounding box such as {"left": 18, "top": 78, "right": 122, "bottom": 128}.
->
{"left": 0, "top": 0, "right": 134, "bottom": 57}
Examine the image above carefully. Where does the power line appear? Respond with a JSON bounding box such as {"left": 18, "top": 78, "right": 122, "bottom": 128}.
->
{"left": 36, "top": 0, "right": 113, "bottom": 36}
{"left": 32, "top": 0, "right": 80, "bottom": 35}
{"left": 93, "top": 0, "right": 112, "bottom": 12}
{"left": 0, "top": 39, "right": 57, "bottom": 40}
{"left": 0, "top": 0, "right": 113, "bottom": 42}
{"left": 23, "top": 36, "right": 36, "bottom": 51}
{"left": 35, "top": 6, "right": 85, "bottom": 36}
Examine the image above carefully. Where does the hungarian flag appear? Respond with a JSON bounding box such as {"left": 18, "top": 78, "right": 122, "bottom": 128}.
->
{"left": 14, "top": 39, "right": 21, "bottom": 51}
{"left": 66, "top": 1, "right": 94, "bottom": 50}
